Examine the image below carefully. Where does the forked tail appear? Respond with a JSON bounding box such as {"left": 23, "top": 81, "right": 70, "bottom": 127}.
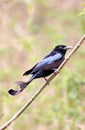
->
{"left": 8, "top": 77, "right": 34, "bottom": 96}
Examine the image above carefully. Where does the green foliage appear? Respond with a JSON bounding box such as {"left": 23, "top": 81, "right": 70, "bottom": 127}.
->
{"left": 79, "top": 4, "right": 85, "bottom": 16}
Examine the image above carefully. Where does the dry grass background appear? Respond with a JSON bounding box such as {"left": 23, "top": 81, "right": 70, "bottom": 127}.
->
{"left": 0, "top": 0, "right": 85, "bottom": 130}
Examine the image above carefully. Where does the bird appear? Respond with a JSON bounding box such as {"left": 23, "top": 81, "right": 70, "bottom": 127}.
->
{"left": 8, "top": 45, "right": 72, "bottom": 96}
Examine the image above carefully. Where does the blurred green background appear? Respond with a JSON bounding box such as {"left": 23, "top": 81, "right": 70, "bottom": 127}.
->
{"left": 0, "top": 0, "right": 85, "bottom": 130}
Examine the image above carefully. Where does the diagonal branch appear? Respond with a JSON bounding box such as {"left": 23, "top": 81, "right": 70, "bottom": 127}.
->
{"left": 0, "top": 35, "right": 85, "bottom": 130}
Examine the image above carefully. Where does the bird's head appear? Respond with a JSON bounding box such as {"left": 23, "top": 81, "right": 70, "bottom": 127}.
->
{"left": 54, "top": 45, "right": 72, "bottom": 54}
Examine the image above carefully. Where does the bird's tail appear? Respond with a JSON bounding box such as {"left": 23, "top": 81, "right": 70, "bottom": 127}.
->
{"left": 8, "top": 77, "right": 34, "bottom": 96}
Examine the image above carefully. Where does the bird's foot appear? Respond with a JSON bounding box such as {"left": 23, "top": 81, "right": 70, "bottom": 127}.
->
{"left": 54, "top": 69, "right": 59, "bottom": 74}
{"left": 44, "top": 77, "right": 49, "bottom": 85}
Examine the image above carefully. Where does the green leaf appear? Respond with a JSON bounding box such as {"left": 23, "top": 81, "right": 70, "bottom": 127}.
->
{"left": 79, "top": 12, "right": 85, "bottom": 16}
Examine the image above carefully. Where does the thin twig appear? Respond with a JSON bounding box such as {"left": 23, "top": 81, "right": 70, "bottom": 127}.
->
{"left": 0, "top": 35, "right": 85, "bottom": 130}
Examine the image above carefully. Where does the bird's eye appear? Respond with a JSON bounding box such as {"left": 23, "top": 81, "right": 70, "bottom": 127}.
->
{"left": 59, "top": 46, "right": 62, "bottom": 49}
{"left": 59, "top": 46, "right": 66, "bottom": 49}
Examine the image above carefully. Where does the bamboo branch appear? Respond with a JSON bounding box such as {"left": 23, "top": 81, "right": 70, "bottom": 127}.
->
{"left": 0, "top": 35, "right": 85, "bottom": 130}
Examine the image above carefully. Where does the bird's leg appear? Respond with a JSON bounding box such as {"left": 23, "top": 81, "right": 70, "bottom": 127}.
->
{"left": 54, "top": 69, "right": 59, "bottom": 74}
{"left": 44, "top": 77, "right": 49, "bottom": 85}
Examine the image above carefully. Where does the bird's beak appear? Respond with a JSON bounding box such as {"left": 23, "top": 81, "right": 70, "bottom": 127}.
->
{"left": 65, "top": 46, "right": 73, "bottom": 50}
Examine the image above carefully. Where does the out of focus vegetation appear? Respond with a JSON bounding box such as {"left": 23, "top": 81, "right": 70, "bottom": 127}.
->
{"left": 0, "top": 0, "right": 85, "bottom": 130}
{"left": 80, "top": 3, "right": 85, "bottom": 15}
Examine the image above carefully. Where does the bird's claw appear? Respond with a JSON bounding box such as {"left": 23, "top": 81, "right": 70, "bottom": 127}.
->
{"left": 54, "top": 69, "right": 59, "bottom": 74}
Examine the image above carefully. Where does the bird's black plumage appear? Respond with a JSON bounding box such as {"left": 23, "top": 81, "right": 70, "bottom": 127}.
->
{"left": 8, "top": 45, "right": 72, "bottom": 96}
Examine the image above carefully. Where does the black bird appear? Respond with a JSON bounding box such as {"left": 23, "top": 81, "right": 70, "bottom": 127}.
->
{"left": 8, "top": 45, "right": 72, "bottom": 96}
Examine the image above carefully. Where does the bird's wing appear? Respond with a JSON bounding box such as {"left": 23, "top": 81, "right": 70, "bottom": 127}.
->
{"left": 23, "top": 64, "right": 38, "bottom": 76}
{"left": 31, "top": 53, "right": 63, "bottom": 73}
{"left": 23, "top": 51, "right": 55, "bottom": 76}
